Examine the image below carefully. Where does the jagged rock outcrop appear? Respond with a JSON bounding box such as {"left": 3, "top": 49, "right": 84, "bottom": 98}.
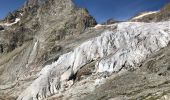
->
{"left": 101, "top": 18, "right": 120, "bottom": 25}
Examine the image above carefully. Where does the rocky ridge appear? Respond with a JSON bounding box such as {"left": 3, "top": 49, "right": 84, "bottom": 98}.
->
{"left": 130, "top": 3, "right": 170, "bottom": 22}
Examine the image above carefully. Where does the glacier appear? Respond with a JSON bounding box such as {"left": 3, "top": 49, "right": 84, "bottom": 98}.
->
{"left": 17, "top": 21, "right": 170, "bottom": 100}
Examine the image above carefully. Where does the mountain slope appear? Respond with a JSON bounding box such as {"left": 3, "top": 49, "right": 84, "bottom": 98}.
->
{"left": 0, "top": 0, "right": 97, "bottom": 99}
{"left": 0, "top": 1, "right": 170, "bottom": 100}
{"left": 130, "top": 3, "right": 170, "bottom": 22}
{"left": 17, "top": 21, "right": 170, "bottom": 100}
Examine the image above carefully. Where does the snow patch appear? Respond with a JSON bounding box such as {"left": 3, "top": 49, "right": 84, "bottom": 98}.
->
{"left": 20, "top": 13, "right": 23, "bottom": 16}
{"left": 94, "top": 24, "right": 103, "bottom": 29}
{"left": 94, "top": 24, "right": 116, "bottom": 29}
{"left": 132, "top": 11, "right": 159, "bottom": 20}
{"left": 0, "top": 18, "right": 20, "bottom": 26}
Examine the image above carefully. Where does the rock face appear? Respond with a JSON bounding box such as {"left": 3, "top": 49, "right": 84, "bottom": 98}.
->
{"left": 0, "top": 0, "right": 170, "bottom": 100}
{"left": 0, "top": 0, "right": 97, "bottom": 99}
{"left": 0, "top": 25, "right": 4, "bottom": 31}
{"left": 101, "top": 18, "right": 120, "bottom": 25}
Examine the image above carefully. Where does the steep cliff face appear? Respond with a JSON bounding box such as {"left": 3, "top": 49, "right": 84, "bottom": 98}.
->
{"left": 0, "top": 0, "right": 170, "bottom": 100}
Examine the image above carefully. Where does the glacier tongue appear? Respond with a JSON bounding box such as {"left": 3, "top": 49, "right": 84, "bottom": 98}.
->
{"left": 98, "top": 22, "right": 170, "bottom": 72}
{"left": 18, "top": 21, "right": 170, "bottom": 100}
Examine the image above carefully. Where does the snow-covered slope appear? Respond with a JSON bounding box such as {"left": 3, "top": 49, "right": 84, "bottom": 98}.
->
{"left": 0, "top": 18, "right": 20, "bottom": 26}
{"left": 132, "top": 11, "right": 159, "bottom": 20}
{"left": 17, "top": 21, "right": 170, "bottom": 100}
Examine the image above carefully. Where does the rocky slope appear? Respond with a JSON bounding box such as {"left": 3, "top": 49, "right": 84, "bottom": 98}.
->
{"left": 0, "top": 0, "right": 97, "bottom": 99}
{"left": 101, "top": 18, "right": 120, "bottom": 25}
{"left": 0, "top": 0, "right": 170, "bottom": 100}
{"left": 130, "top": 3, "right": 170, "bottom": 22}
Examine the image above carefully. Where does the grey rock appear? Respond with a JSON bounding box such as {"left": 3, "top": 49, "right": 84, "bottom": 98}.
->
{"left": 0, "top": 25, "right": 4, "bottom": 30}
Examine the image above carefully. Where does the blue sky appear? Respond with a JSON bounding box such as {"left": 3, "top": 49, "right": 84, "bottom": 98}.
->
{"left": 0, "top": 0, "right": 26, "bottom": 19}
{"left": 0, "top": 0, "right": 170, "bottom": 23}
{"left": 73, "top": 0, "right": 170, "bottom": 23}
